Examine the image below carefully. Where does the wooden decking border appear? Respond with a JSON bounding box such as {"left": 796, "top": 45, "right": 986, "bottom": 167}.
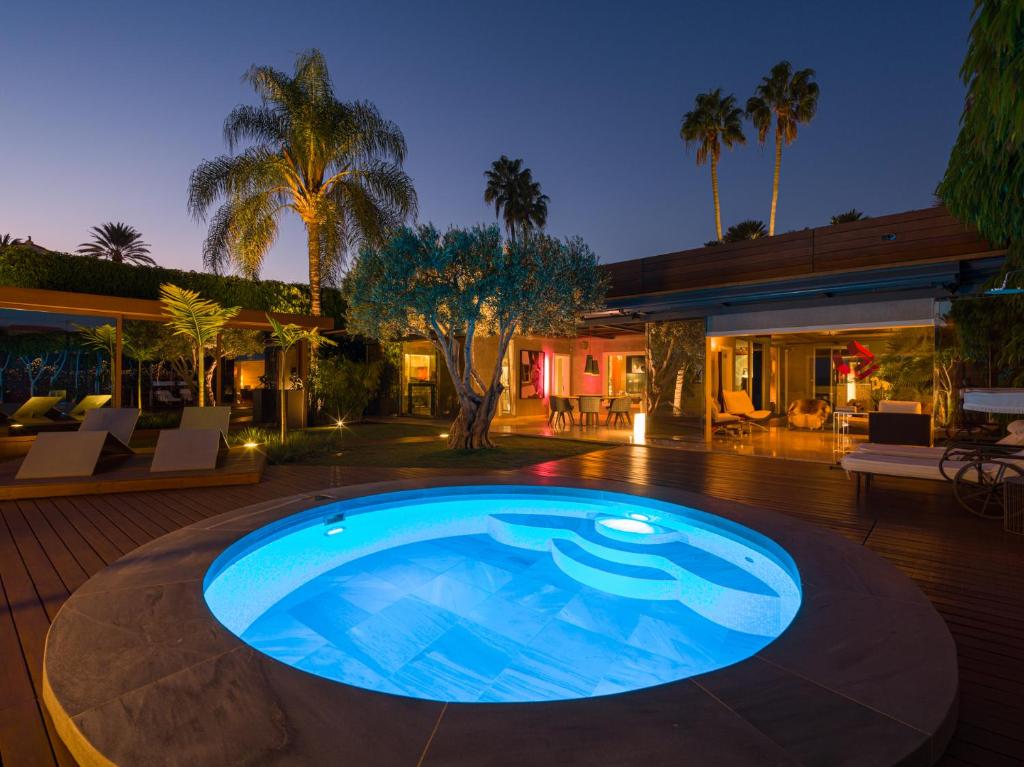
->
{"left": 0, "top": 448, "right": 266, "bottom": 501}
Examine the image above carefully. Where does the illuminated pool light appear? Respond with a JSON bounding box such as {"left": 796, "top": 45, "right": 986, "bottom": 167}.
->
{"left": 597, "top": 517, "right": 655, "bottom": 534}
{"left": 628, "top": 512, "right": 651, "bottom": 522}
{"left": 324, "top": 526, "right": 345, "bottom": 537}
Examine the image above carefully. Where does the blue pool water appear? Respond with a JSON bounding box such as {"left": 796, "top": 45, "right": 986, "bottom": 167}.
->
{"left": 204, "top": 486, "right": 801, "bottom": 703}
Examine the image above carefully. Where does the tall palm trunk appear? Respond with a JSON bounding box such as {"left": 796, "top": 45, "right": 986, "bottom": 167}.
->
{"left": 710, "top": 155, "right": 723, "bottom": 241}
{"left": 768, "top": 128, "right": 783, "bottom": 236}
{"left": 306, "top": 221, "right": 322, "bottom": 317}
{"left": 196, "top": 352, "right": 205, "bottom": 407}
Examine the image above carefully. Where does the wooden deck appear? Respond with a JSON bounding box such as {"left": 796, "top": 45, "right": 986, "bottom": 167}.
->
{"left": 1, "top": 447, "right": 1022, "bottom": 766}
{"left": 0, "top": 448, "right": 266, "bottom": 501}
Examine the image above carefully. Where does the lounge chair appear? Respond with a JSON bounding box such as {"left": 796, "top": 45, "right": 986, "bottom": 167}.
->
{"left": 711, "top": 400, "right": 742, "bottom": 437}
{"left": 68, "top": 394, "right": 112, "bottom": 421}
{"left": 722, "top": 390, "right": 772, "bottom": 431}
{"left": 840, "top": 420, "right": 1024, "bottom": 491}
{"left": 154, "top": 388, "right": 182, "bottom": 406}
{"left": 150, "top": 406, "right": 231, "bottom": 473}
{"left": 16, "top": 408, "right": 139, "bottom": 479}
{"left": 1, "top": 396, "right": 64, "bottom": 426}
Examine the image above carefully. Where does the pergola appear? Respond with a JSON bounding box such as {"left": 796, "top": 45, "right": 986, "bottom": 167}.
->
{"left": 0, "top": 286, "right": 334, "bottom": 407}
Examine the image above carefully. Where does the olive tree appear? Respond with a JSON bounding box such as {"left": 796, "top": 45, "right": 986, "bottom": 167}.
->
{"left": 345, "top": 224, "right": 607, "bottom": 449}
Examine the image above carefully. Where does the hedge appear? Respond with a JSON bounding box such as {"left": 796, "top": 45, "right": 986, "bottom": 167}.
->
{"left": 0, "top": 245, "right": 345, "bottom": 322}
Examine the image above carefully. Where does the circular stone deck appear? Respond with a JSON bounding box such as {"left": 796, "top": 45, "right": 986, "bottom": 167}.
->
{"left": 43, "top": 476, "right": 958, "bottom": 767}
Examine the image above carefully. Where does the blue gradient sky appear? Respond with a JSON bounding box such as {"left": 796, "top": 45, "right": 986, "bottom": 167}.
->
{"left": 0, "top": 1, "right": 969, "bottom": 282}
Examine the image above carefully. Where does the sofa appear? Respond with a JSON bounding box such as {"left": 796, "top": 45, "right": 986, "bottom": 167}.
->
{"left": 787, "top": 399, "right": 832, "bottom": 430}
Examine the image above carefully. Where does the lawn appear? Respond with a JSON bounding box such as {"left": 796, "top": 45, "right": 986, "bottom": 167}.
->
{"left": 318, "top": 434, "right": 607, "bottom": 469}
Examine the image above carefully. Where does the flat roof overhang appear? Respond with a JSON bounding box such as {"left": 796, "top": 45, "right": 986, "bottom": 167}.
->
{"left": 583, "top": 256, "right": 1005, "bottom": 332}
{"left": 0, "top": 286, "right": 333, "bottom": 331}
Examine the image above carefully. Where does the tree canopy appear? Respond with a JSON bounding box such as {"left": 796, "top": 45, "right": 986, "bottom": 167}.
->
{"left": 937, "top": 1, "right": 1024, "bottom": 269}
{"left": 345, "top": 225, "right": 606, "bottom": 448}
{"left": 188, "top": 48, "right": 417, "bottom": 315}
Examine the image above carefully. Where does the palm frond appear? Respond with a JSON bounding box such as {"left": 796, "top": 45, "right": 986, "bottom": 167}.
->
{"left": 159, "top": 283, "right": 240, "bottom": 347}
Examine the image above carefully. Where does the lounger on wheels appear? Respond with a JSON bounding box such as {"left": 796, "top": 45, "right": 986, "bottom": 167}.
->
{"left": 16, "top": 408, "right": 139, "bottom": 480}
{"left": 150, "top": 406, "right": 232, "bottom": 473}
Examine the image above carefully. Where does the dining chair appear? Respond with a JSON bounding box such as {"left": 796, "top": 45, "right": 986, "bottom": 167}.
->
{"left": 578, "top": 396, "right": 601, "bottom": 428}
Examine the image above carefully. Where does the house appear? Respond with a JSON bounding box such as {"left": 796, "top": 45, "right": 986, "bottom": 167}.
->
{"left": 395, "top": 206, "right": 1005, "bottom": 459}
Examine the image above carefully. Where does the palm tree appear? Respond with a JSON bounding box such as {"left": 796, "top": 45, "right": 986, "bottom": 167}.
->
{"left": 266, "top": 316, "right": 335, "bottom": 442}
{"left": 831, "top": 209, "right": 867, "bottom": 225}
{"left": 188, "top": 49, "right": 417, "bottom": 317}
{"left": 76, "top": 223, "right": 155, "bottom": 265}
{"left": 159, "top": 284, "right": 239, "bottom": 407}
{"left": 723, "top": 219, "right": 768, "bottom": 242}
{"left": 483, "top": 156, "right": 549, "bottom": 241}
{"left": 746, "top": 61, "right": 820, "bottom": 236}
{"left": 0, "top": 234, "right": 23, "bottom": 247}
{"left": 680, "top": 89, "right": 746, "bottom": 242}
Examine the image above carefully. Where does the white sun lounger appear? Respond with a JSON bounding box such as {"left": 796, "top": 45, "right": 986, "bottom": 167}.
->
{"left": 16, "top": 408, "right": 139, "bottom": 480}
{"left": 150, "top": 406, "right": 231, "bottom": 473}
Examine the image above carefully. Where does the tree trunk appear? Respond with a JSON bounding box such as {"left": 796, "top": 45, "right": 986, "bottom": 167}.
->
{"left": 136, "top": 358, "right": 143, "bottom": 410}
{"left": 307, "top": 222, "right": 321, "bottom": 317}
{"left": 278, "top": 349, "right": 287, "bottom": 443}
{"left": 768, "top": 129, "right": 783, "bottom": 236}
{"left": 447, "top": 386, "right": 502, "bottom": 449}
{"left": 197, "top": 351, "right": 205, "bottom": 407}
{"left": 711, "top": 155, "right": 722, "bottom": 241}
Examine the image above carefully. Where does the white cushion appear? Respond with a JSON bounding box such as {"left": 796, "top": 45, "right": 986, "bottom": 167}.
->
{"left": 878, "top": 400, "right": 922, "bottom": 414}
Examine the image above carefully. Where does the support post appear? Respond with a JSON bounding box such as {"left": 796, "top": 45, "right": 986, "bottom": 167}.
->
{"left": 113, "top": 315, "right": 123, "bottom": 408}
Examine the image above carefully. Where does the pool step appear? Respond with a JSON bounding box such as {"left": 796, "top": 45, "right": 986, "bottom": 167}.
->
{"left": 487, "top": 513, "right": 787, "bottom": 637}
{"left": 549, "top": 539, "right": 678, "bottom": 601}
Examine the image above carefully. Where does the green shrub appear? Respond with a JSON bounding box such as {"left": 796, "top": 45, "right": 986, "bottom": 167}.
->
{"left": 136, "top": 410, "right": 182, "bottom": 430}
{"left": 229, "top": 426, "right": 344, "bottom": 464}
{"left": 0, "top": 245, "right": 345, "bottom": 321}
{"left": 312, "top": 357, "right": 382, "bottom": 423}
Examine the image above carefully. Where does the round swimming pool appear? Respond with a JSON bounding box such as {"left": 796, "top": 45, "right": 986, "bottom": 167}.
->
{"left": 203, "top": 485, "right": 801, "bottom": 703}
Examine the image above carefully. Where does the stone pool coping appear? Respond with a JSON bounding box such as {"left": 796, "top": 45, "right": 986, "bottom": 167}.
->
{"left": 43, "top": 475, "right": 958, "bottom": 766}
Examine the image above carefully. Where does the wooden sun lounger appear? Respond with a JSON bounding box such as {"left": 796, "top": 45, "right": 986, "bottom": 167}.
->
{"left": 15, "top": 408, "right": 139, "bottom": 480}
{"left": 150, "top": 406, "right": 232, "bottom": 473}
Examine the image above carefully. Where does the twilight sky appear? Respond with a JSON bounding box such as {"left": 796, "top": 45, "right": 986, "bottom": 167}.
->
{"left": 0, "top": 1, "right": 970, "bottom": 283}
